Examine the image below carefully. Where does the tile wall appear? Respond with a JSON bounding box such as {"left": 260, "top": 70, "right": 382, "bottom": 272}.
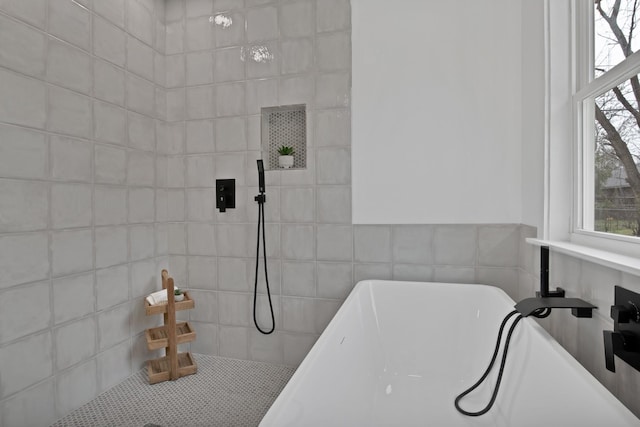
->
{"left": 2, "top": 0, "right": 636, "bottom": 424}
{"left": 164, "top": 0, "right": 524, "bottom": 371}
{"left": 162, "top": 0, "right": 355, "bottom": 365}
{"left": 0, "top": 1, "right": 168, "bottom": 425}
{"left": 519, "top": 225, "right": 640, "bottom": 418}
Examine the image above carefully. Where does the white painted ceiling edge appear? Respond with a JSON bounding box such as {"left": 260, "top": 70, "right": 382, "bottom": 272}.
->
{"left": 351, "top": 0, "right": 529, "bottom": 225}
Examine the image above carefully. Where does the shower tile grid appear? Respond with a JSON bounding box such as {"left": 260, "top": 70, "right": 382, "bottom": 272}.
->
{"left": 51, "top": 354, "right": 294, "bottom": 427}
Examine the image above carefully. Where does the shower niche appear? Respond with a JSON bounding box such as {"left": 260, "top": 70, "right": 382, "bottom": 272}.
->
{"left": 262, "top": 104, "right": 307, "bottom": 170}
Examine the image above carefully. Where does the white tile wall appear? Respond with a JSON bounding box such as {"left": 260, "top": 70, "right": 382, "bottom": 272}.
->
{"left": 55, "top": 359, "right": 97, "bottom": 417}
{"left": 47, "top": 38, "right": 92, "bottom": 94}
{"left": 94, "top": 59, "right": 126, "bottom": 106}
{"left": 0, "top": 68, "right": 47, "bottom": 128}
{"left": 48, "top": 0, "right": 91, "bottom": 52}
{"left": 0, "top": 179, "right": 48, "bottom": 232}
{"left": 0, "top": 125, "right": 48, "bottom": 179}
{"left": 3, "top": 1, "right": 637, "bottom": 423}
{"left": 126, "top": 74, "right": 156, "bottom": 117}
{"left": 316, "top": 262, "right": 353, "bottom": 299}
{"left": 316, "top": 32, "right": 351, "bottom": 71}
{"left": 185, "top": 16, "right": 214, "bottom": 51}
{"left": 128, "top": 113, "right": 156, "bottom": 151}
{"left": 218, "top": 257, "right": 252, "bottom": 292}
{"left": 52, "top": 273, "right": 94, "bottom": 325}
{"left": 186, "top": 119, "right": 215, "bottom": 153}
{"left": 392, "top": 225, "right": 433, "bottom": 264}
{"left": 0, "top": 0, "right": 47, "bottom": 29}
{"left": 0, "top": 332, "right": 53, "bottom": 399}
{"left": 316, "top": 225, "right": 352, "bottom": 261}
{"left": 0, "top": 233, "right": 49, "bottom": 289}
{"left": 127, "top": 0, "right": 154, "bottom": 47}
{"left": 96, "top": 226, "right": 128, "bottom": 268}
{"left": 130, "top": 259, "right": 158, "bottom": 299}
{"left": 0, "top": 281, "right": 50, "bottom": 344}
{"left": 1, "top": 379, "right": 56, "bottom": 427}
{"left": 218, "top": 325, "right": 248, "bottom": 359}
{"left": 127, "top": 37, "right": 155, "bottom": 82}
{"left": 214, "top": 46, "right": 245, "bottom": 82}
{"left": 249, "top": 329, "right": 283, "bottom": 364}
{"left": 97, "top": 341, "right": 132, "bottom": 392}
{"left": 54, "top": 317, "right": 97, "bottom": 371}
{"left": 214, "top": 11, "right": 245, "bottom": 48}
{"left": 187, "top": 256, "right": 217, "bottom": 289}
{"left": 51, "top": 183, "right": 92, "bottom": 229}
{"left": 0, "top": 1, "right": 166, "bottom": 424}
{"left": 94, "top": 0, "right": 126, "bottom": 28}
{"left": 96, "top": 265, "right": 130, "bottom": 311}
{"left": 246, "top": 6, "right": 278, "bottom": 42}
{"left": 95, "top": 186, "right": 128, "bottom": 225}
{"left": 0, "top": 13, "right": 47, "bottom": 78}
{"left": 47, "top": 86, "right": 93, "bottom": 139}
{"left": 98, "top": 304, "right": 130, "bottom": 351}
{"left": 392, "top": 263, "right": 433, "bottom": 282}
{"left": 50, "top": 135, "right": 93, "bottom": 182}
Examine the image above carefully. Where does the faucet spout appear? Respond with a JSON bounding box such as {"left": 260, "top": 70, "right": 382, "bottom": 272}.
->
{"left": 514, "top": 297, "right": 597, "bottom": 318}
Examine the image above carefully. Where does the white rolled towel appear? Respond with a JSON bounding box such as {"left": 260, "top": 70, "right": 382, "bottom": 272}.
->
{"left": 145, "top": 287, "right": 181, "bottom": 306}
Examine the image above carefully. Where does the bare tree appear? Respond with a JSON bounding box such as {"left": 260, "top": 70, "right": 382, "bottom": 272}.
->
{"left": 595, "top": 0, "right": 640, "bottom": 234}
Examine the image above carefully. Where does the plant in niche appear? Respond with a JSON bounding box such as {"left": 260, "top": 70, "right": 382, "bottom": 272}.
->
{"left": 278, "top": 146, "right": 295, "bottom": 169}
{"left": 174, "top": 288, "right": 184, "bottom": 302}
{"left": 277, "top": 146, "right": 295, "bottom": 156}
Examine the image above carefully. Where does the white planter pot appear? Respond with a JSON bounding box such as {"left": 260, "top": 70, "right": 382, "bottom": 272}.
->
{"left": 174, "top": 293, "right": 185, "bottom": 302}
{"left": 279, "top": 155, "right": 294, "bottom": 169}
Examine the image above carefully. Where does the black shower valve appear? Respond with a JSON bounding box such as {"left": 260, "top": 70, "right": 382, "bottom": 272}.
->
{"left": 604, "top": 286, "right": 640, "bottom": 373}
{"left": 216, "top": 179, "right": 235, "bottom": 213}
{"left": 611, "top": 304, "right": 639, "bottom": 324}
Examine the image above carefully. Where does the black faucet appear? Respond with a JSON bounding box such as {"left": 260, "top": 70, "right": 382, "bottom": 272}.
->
{"left": 514, "top": 246, "right": 597, "bottom": 318}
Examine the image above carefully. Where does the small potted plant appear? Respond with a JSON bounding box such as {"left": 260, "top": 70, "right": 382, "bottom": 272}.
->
{"left": 277, "top": 145, "right": 295, "bottom": 169}
{"left": 174, "top": 288, "right": 185, "bottom": 302}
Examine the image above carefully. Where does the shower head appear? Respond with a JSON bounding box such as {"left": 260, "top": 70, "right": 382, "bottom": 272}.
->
{"left": 257, "top": 159, "right": 265, "bottom": 194}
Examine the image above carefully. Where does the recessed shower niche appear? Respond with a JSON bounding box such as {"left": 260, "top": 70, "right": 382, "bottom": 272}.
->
{"left": 262, "top": 104, "right": 307, "bottom": 170}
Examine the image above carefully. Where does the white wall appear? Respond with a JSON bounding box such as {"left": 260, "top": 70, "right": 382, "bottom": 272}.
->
{"left": 352, "top": 0, "right": 524, "bottom": 224}
{"left": 520, "top": 0, "right": 546, "bottom": 232}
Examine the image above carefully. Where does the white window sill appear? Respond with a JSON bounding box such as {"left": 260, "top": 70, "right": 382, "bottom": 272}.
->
{"left": 526, "top": 238, "right": 640, "bottom": 277}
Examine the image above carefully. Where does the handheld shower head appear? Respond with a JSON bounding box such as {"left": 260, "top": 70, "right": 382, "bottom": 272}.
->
{"left": 257, "top": 159, "right": 265, "bottom": 194}
{"left": 253, "top": 158, "right": 274, "bottom": 334}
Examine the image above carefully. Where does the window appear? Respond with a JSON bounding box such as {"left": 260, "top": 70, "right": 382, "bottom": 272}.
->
{"left": 576, "top": 0, "right": 640, "bottom": 242}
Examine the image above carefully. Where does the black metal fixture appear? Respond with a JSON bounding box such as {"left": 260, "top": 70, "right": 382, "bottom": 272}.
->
{"left": 216, "top": 179, "right": 235, "bottom": 213}
{"left": 455, "top": 245, "right": 597, "bottom": 417}
{"left": 604, "top": 286, "right": 640, "bottom": 372}
{"left": 514, "top": 246, "right": 597, "bottom": 318}
{"left": 253, "top": 160, "right": 275, "bottom": 335}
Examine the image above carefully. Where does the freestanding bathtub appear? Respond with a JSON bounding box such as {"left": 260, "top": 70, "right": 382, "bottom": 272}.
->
{"left": 261, "top": 280, "right": 640, "bottom": 426}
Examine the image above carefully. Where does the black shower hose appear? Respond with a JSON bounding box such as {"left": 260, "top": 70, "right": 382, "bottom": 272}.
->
{"left": 253, "top": 198, "right": 275, "bottom": 335}
{"left": 454, "top": 307, "right": 551, "bottom": 416}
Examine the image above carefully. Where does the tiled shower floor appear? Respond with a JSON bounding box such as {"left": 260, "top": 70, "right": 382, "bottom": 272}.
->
{"left": 51, "top": 354, "right": 295, "bottom": 427}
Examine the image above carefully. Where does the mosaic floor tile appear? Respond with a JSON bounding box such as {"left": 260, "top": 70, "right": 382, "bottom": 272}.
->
{"left": 51, "top": 354, "right": 294, "bottom": 427}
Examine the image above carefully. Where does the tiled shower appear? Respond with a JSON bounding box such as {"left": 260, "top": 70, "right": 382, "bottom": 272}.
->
{"left": 0, "top": 0, "right": 639, "bottom": 426}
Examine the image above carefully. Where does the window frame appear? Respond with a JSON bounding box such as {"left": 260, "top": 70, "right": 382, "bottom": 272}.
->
{"left": 570, "top": 0, "right": 640, "bottom": 257}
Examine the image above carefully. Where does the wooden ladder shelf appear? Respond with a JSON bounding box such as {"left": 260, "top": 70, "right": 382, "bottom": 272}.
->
{"left": 144, "top": 269, "right": 197, "bottom": 384}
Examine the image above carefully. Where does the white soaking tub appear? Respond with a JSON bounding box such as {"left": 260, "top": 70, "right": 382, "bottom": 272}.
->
{"left": 261, "top": 280, "right": 640, "bottom": 427}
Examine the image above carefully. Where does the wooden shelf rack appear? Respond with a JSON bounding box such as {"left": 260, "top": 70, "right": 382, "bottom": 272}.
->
{"left": 144, "top": 269, "right": 197, "bottom": 384}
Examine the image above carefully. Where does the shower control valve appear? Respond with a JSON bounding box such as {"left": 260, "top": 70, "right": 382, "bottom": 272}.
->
{"left": 216, "top": 179, "right": 235, "bottom": 213}
{"left": 611, "top": 304, "right": 640, "bottom": 324}
{"left": 604, "top": 286, "right": 640, "bottom": 373}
